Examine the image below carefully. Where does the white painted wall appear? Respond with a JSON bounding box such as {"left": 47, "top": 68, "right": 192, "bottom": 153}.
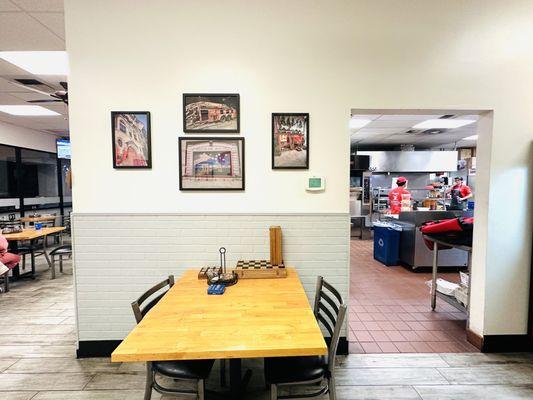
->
{"left": 0, "top": 120, "right": 56, "bottom": 153}
{"left": 65, "top": 0, "right": 533, "bottom": 336}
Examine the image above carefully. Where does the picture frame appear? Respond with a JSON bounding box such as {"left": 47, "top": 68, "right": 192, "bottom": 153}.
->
{"left": 179, "top": 137, "right": 245, "bottom": 191}
{"left": 111, "top": 111, "right": 152, "bottom": 169}
{"left": 183, "top": 93, "right": 240, "bottom": 133}
{"left": 272, "top": 113, "right": 309, "bottom": 169}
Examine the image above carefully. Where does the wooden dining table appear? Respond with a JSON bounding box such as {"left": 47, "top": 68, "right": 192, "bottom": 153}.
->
{"left": 3, "top": 226, "right": 66, "bottom": 279}
{"left": 112, "top": 268, "right": 327, "bottom": 398}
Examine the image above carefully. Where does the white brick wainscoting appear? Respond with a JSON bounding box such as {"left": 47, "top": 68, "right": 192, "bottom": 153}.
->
{"left": 72, "top": 213, "right": 350, "bottom": 341}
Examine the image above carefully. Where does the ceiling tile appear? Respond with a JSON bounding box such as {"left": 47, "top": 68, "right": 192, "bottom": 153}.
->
{"left": 10, "top": 0, "right": 63, "bottom": 12}
{"left": 0, "top": 0, "right": 21, "bottom": 11}
{"left": 0, "top": 92, "right": 27, "bottom": 103}
{"left": 30, "top": 12, "right": 64, "bottom": 39}
{"left": 0, "top": 12, "right": 64, "bottom": 50}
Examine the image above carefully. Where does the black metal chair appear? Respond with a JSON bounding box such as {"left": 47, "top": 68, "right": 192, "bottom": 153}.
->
{"left": 16, "top": 237, "right": 47, "bottom": 277}
{"left": 49, "top": 244, "right": 72, "bottom": 279}
{"left": 131, "top": 275, "right": 215, "bottom": 400}
{"left": 264, "top": 276, "right": 347, "bottom": 400}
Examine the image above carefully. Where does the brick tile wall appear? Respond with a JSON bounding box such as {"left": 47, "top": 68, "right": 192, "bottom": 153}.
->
{"left": 72, "top": 213, "right": 350, "bottom": 341}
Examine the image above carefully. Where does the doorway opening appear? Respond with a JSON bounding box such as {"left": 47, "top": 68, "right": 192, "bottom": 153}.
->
{"left": 348, "top": 109, "right": 489, "bottom": 354}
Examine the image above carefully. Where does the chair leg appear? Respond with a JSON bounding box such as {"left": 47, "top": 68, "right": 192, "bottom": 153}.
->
{"left": 59, "top": 256, "right": 63, "bottom": 273}
{"left": 197, "top": 378, "right": 205, "bottom": 400}
{"left": 328, "top": 376, "right": 337, "bottom": 400}
{"left": 270, "top": 383, "right": 278, "bottom": 400}
{"left": 22, "top": 254, "right": 26, "bottom": 270}
{"left": 144, "top": 363, "right": 153, "bottom": 400}
{"left": 50, "top": 256, "right": 56, "bottom": 280}
{"left": 220, "top": 359, "right": 226, "bottom": 387}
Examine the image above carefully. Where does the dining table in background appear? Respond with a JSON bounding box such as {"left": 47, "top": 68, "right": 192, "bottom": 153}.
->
{"left": 3, "top": 226, "right": 66, "bottom": 279}
{"left": 112, "top": 267, "right": 327, "bottom": 399}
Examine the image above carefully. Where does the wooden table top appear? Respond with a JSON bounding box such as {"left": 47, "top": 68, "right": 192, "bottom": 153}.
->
{"left": 3, "top": 226, "right": 66, "bottom": 241}
{"left": 111, "top": 268, "right": 327, "bottom": 362}
{"left": 20, "top": 216, "right": 57, "bottom": 223}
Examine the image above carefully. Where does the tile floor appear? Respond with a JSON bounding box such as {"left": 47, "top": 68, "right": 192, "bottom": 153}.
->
{"left": 2, "top": 257, "right": 533, "bottom": 399}
{"left": 349, "top": 238, "right": 478, "bottom": 354}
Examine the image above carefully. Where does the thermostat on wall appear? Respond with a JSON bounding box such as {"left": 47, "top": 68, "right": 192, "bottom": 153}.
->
{"left": 306, "top": 176, "right": 325, "bottom": 192}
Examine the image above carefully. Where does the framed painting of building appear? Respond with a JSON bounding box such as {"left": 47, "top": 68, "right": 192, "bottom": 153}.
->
{"left": 272, "top": 113, "right": 309, "bottom": 169}
{"left": 179, "top": 137, "right": 245, "bottom": 190}
{"left": 183, "top": 93, "right": 240, "bottom": 133}
{"left": 111, "top": 111, "right": 152, "bottom": 169}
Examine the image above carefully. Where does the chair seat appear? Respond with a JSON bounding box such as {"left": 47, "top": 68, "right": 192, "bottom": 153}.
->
{"left": 265, "top": 355, "right": 328, "bottom": 384}
{"left": 16, "top": 246, "right": 45, "bottom": 254}
{"left": 50, "top": 245, "right": 72, "bottom": 256}
{"left": 153, "top": 359, "right": 214, "bottom": 380}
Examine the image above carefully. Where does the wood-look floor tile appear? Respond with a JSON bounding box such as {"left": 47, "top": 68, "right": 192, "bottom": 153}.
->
{"left": 335, "top": 385, "right": 421, "bottom": 399}
{"left": 438, "top": 365, "right": 533, "bottom": 385}
{"left": 0, "top": 392, "right": 37, "bottom": 400}
{"left": 440, "top": 353, "right": 533, "bottom": 367}
{"left": 5, "top": 357, "right": 120, "bottom": 373}
{"left": 84, "top": 372, "right": 146, "bottom": 390}
{"left": 336, "top": 367, "right": 448, "bottom": 385}
{"left": 0, "top": 372, "right": 93, "bottom": 390}
{"left": 32, "top": 390, "right": 164, "bottom": 400}
{"left": 339, "top": 354, "right": 448, "bottom": 368}
{"left": 415, "top": 384, "right": 533, "bottom": 399}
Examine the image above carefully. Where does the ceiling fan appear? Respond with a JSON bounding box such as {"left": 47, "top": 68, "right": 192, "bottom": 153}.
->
{"left": 10, "top": 79, "right": 68, "bottom": 105}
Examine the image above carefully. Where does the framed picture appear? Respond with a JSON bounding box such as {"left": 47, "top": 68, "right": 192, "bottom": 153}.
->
{"left": 179, "top": 137, "right": 245, "bottom": 190}
{"left": 111, "top": 111, "right": 152, "bottom": 168}
{"left": 183, "top": 93, "right": 240, "bottom": 133}
{"left": 272, "top": 113, "right": 309, "bottom": 169}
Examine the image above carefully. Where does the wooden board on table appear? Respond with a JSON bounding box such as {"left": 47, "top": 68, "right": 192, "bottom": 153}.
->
{"left": 234, "top": 259, "right": 286, "bottom": 279}
{"left": 3, "top": 227, "right": 65, "bottom": 241}
{"left": 111, "top": 267, "right": 326, "bottom": 362}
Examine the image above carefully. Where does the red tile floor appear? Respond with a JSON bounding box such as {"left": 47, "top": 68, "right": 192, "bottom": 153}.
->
{"left": 349, "top": 238, "right": 478, "bottom": 354}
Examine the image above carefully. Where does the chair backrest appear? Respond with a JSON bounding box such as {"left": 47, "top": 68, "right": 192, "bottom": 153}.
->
{"left": 131, "top": 275, "right": 175, "bottom": 323}
{"left": 313, "top": 276, "right": 347, "bottom": 371}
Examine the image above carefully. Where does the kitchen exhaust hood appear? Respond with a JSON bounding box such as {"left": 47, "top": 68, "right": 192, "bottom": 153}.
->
{"left": 357, "top": 151, "right": 458, "bottom": 172}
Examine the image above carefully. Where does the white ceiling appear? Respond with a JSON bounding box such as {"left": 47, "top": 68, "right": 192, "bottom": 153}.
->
{"left": 0, "top": 0, "right": 68, "bottom": 136}
{"left": 350, "top": 113, "right": 478, "bottom": 149}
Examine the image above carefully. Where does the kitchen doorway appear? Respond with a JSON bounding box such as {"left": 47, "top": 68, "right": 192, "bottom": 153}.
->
{"left": 348, "top": 109, "right": 492, "bottom": 354}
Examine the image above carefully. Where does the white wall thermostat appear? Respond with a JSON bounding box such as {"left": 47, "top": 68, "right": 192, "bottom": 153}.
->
{"left": 306, "top": 176, "right": 325, "bottom": 192}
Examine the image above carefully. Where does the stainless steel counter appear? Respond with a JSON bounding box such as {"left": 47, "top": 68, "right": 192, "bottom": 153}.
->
{"left": 396, "top": 211, "right": 469, "bottom": 269}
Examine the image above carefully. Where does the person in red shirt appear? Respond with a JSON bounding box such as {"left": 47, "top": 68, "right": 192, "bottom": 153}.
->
{"left": 446, "top": 177, "right": 473, "bottom": 210}
{"left": 388, "top": 176, "right": 411, "bottom": 214}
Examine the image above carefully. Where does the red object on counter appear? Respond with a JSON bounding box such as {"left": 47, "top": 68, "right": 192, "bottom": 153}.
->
{"left": 421, "top": 217, "right": 474, "bottom": 249}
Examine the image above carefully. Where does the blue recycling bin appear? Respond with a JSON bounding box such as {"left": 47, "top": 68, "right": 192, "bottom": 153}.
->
{"left": 373, "top": 225, "right": 401, "bottom": 266}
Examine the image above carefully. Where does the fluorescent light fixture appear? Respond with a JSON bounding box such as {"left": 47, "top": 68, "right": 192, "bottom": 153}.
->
{"left": 412, "top": 119, "right": 476, "bottom": 129}
{"left": 0, "top": 105, "right": 60, "bottom": 116}
{"left": 349, "top": 118, "right": 372, "bottom": 130}
{"left": 463, "top": 135, "right": 478, "bottom": 141}
{"left": 0, "top": 51, "right": 68, "bottom": 75}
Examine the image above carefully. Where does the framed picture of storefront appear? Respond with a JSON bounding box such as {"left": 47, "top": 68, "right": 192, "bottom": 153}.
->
{"left": 111, "top": 111, "right": 152, "bottom": 169}
{"left": 183, "top": 93, "right": 240, "bottom": 133}
{"left": 179, "top": 137, "right": 245, "bottom": 190}
{"left": 272, "top": 113, "right": 309, "bottom": 169}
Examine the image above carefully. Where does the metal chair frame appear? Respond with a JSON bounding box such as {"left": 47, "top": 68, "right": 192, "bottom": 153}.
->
{"left": 269, "top": 276, "right": 347, "bottom": 400}
{"left": 132, "top": 275, "right": 208, "bottom": 400}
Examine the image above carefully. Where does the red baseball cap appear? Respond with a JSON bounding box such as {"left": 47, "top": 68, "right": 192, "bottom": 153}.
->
{"left": 396, "top": 176, "right": 407, "bottom": 183}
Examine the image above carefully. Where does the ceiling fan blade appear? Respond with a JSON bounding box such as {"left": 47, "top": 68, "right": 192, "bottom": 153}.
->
{"left": 10, "top": 81, "right": 54, "bottom": 97}
{"left": 59, "top": 81, "right": 68, "bottom": 90}
{"left": 27, "top": 99, "right": 63, "bottom": 103}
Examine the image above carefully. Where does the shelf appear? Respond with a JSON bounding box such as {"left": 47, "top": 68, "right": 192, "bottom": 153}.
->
{"left": 436, "top": 291, "right": 467, "bottom": 313}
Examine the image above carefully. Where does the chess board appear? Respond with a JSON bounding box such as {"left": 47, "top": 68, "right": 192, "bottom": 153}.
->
{"left": 234, "top": 260, "right": 286, "bottom": 279}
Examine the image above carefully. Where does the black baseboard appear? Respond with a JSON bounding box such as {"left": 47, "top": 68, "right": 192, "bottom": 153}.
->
{"left": 77, "top": 340, "right": 121, "bottom": 358}
{"left": 482, "top": 335, "right": 533, "bottom": 353}
{"left": 77, "top": 337, "right": 349, "bottom": 358}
